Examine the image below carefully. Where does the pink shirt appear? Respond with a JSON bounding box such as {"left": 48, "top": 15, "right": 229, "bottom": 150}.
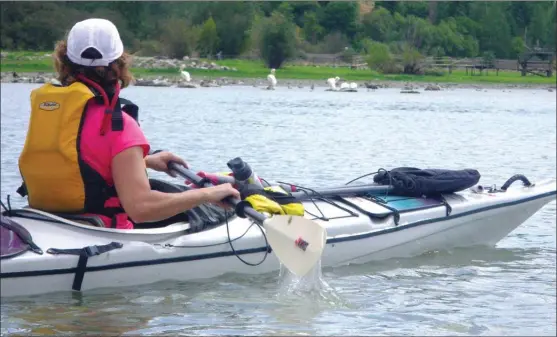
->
{"left": 80, "top": 100, "right": 150, "bottom": 229}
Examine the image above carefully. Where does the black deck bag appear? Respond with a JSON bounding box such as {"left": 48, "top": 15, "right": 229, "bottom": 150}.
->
{"left": 373, "top": 167, "right": 481, "bottom": 197}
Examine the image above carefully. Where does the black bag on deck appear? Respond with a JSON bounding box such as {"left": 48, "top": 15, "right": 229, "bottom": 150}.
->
{"left": 373, "top": 167, "right": 481, "bottom": 197}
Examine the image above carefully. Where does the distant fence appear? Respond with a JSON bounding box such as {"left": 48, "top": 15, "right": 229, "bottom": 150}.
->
{"left": 420, "top": 55, "right": 555, "bottom": 76}
{"left": 205, "top": 51, "right": 555, "bottom": 76}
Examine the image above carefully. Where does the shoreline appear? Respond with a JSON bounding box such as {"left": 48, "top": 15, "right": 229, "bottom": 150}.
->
{"left": 2, "top": 52, "right": 555, "bottom": 90}
{"left": 1, "top": 71, "right": 555, "bottom": 91}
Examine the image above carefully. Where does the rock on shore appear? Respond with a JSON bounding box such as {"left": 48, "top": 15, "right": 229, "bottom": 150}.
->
{"left": 133, "top": 56, "right": 238, "bottom": 72}
{"left": 1, "top": 71, "right": 554, "bottom": 92}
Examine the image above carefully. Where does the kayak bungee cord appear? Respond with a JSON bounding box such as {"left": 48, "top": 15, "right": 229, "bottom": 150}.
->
{"left": 224, "top": 210, "right": 270, "bottom": 267}
{"left": 250, "top": 177, "right": 358, "bottom": 221}
{"left": 344, "top": 168, "right": 394, "bottom": 200}
{"left": 260, "top": 177, "right": 358, "bottom": 221}
{"left": 274, "top": 181, "right": 358, "bottom": 220}
{"left": 343, "top": 168, "right": 391, "bottom": 186}
{"left": 161, "top": 215, "right": 271, "bottom": 267}
{"left": 160, "top": 222, "right": 258, "bottom": 249}
{"left": 0, "top": 195, "right": 13, "bottom": 216}
{"left": 272, "top": 168, "right": 394, "bottom": 219}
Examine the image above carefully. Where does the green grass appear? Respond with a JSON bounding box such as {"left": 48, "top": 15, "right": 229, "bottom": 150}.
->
{"left": 2, "top": 50, "right": 555, "bottom": 85}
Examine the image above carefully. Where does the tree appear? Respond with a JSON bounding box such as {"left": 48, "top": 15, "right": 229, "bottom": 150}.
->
{"left": 319, "top": 2, "right": 359, "bottom": 38}
{"left": 362, "top": 6, "right": 395, "bottom": 42}
{"left": 397, "top": 1, "right": 429, "bottom": 19}
{"left": 469, "top": 2, "right": 513, "bottom": 58}
{"left": 259, "top": 11, "right": 297, "bottom": 69}
{"left": 302, "top": 11, "right": 324, "bottom": 44}
{"left": 210, "top": 2, "right": 255, "bottom": 56}
{"left": 197, "top": 16, "right": 219, "bottom": 57}
{"left": 511, "top": 36, "right": 526, "bottom": 58}
{"left": 290, "top": 1, "right": 321, "bottom": 27}
{"left": 276, "top": 2, "right": 294, "bottom": 21}
{"left": 428, "top": 1, "right": 438, "bottom": 24}
{"left": 160, "top": 18, "right": 200, "bottom": 59}
{"left": 1, "top": 0, "right": 554, "bottom": 68}
{"left": 527, "top": 2, "right": 556, "bottom": 48}
{"left": 374, "top": 1, "right": 399, "bottom": 14}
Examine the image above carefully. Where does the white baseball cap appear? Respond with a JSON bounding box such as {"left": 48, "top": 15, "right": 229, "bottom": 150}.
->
{"left": 66, "top": 18, "right": 124, "bottom": 67}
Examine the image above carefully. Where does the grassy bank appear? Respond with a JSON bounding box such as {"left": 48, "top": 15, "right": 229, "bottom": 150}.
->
{"left": 2, "top": 51, "right": 555, "bottom": 85}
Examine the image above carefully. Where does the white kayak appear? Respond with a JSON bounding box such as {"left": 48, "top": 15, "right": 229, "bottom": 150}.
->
{"left": 1, "top": 175, "right": 555, "bottom": 298}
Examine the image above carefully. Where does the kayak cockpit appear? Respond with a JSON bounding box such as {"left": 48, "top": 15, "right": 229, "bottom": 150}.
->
{"left": 1, "top": 178, "right": 237, "bottom": 235}
{"left": 3, "top": 207, "right": 197, "bottom": 234}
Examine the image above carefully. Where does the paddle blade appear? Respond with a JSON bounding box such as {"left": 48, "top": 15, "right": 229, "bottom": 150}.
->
{"left": 262, "top": 215, "right": 327, "bottom": 277}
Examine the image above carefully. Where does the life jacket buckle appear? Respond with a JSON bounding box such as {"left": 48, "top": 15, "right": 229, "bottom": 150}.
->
{"left": 110, "top": 106, "right": 124, "bottom": 132}
{"left": 111, "top": 115, "right": 123, "bottom": 131}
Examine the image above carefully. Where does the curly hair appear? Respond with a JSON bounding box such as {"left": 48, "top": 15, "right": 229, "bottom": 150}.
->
{"left": 53, "top": 39, "right": 134, "bottom": 88}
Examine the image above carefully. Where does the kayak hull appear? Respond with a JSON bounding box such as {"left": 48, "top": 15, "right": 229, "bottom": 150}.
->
{"left": 1, "top": 178, "right": 555, "bottom": 298}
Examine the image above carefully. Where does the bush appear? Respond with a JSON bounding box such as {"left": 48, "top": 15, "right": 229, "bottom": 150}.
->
{"left": 136, "top": 40, "right": 163, "bottom": 57}
{"left": 258, "top": 11, "right": 297, "bottom": 69}
{"left": 401, "top": 43, "right": 424, "bottom": 74}
{"left": 364, "top": 40, "right": 398, "bottom": 73}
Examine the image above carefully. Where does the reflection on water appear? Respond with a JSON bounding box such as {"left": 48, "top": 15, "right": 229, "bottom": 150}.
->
{"left": 1, "top": 84, "right": 555, "bottom": 336}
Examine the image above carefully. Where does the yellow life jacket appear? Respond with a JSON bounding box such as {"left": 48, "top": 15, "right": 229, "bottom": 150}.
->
{"left": 17, "top": 80, "right": 139, "bottom": 217}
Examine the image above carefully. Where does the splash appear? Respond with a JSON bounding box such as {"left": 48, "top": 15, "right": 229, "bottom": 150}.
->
{"left": 275, "top": 260, "right": 347, "bottom": 308}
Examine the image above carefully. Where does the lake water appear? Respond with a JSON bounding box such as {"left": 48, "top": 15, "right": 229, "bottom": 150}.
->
{"left": 1, "top": 83, "right": 556, "bottom": 336}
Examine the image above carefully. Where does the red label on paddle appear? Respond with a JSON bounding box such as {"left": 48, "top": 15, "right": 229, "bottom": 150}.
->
{"left": 295, "top": 237, "right": 309, "bottom": 251}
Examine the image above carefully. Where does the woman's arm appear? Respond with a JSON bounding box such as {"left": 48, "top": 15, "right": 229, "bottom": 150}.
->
{"left": 144, "top": 150, "right": 187, "bottom": 177}
{"left": 112, "top": 146, "right": 238, "bottom": 223}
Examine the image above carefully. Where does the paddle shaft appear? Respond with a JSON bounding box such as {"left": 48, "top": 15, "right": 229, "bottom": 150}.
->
{"left": 182, "top": 170, "right": 395, "bottom": 200}
{"left": 168, "top": 162, "right": 267, "bottom": 223}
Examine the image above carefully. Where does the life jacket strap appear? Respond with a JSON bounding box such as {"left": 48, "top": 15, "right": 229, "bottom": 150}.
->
{"left": 110, "top": 213, "right": 129, "bottom": 228}
{"left": 120, "top": 98, "right": 139, "bottom": 124}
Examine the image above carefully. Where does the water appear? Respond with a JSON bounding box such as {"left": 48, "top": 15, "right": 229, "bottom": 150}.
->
{"left": 1, "top": 83, "right": 556, "bottom": 336}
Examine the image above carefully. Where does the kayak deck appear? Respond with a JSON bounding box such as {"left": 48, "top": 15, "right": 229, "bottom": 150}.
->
{"left": 1, "top": 178, "right": 555, "bottom": 297}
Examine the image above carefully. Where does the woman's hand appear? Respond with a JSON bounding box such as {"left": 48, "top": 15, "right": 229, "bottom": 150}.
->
{"left": 145, "top": 151, "right": 188, "bottom": 177}
{"left": 204, "top": 183, "right": 241, "bottom": 209}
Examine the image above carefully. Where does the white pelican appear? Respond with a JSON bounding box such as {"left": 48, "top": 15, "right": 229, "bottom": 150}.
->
{"left": 339, "top": 81, "right": 350, "bottom": 90}
{"left": 179, "top": 64, "right": 191, "bottom": 82}
{"left": 349, "top": 82, "right": 358, "bottom": 89}
{"left": 326, "top": 76, "right": 340, "bottom": 90}
{"left": 267, "top": 68, "right": 277, "bottom": 90}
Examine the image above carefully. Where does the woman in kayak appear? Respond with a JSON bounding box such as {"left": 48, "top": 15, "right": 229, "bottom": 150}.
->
{"left": 17, "top": 18, "right": 239, "bottom": 229}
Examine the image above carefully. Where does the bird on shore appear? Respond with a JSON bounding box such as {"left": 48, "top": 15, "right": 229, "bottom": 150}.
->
{"left": 267, "top": 68, "right": 277, "bottom": 90}
{"left": 179, "top": 64, "right": 191, "bottom": 82}
{"left": 327, "top": 76, "right": 340, "bottom": 90}
{"left": 339, "top": 81, "right": 350, "bottom": 90}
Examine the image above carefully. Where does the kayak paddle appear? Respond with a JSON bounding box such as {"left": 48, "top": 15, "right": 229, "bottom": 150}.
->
{"left": 168, "top": 162, "right": 328, "bottom": 277}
